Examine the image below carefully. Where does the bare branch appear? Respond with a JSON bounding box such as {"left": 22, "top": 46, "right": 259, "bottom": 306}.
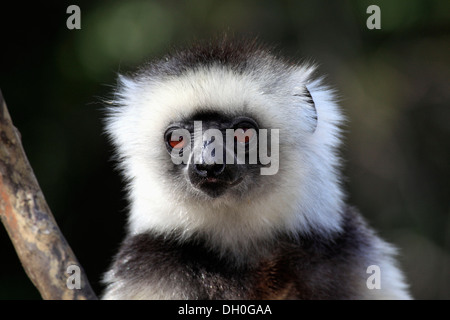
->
{"left": 0, "top": 89, "right": 97, "bottom": 300}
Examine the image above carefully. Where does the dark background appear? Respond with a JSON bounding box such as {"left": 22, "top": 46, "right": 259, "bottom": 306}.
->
{"left": 0, "top": 0, "right": 449, "bottom": 299}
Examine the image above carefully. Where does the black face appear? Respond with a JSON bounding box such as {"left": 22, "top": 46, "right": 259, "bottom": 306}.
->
{"left": 164, "top": 112, "right": 263, "bottom": 198}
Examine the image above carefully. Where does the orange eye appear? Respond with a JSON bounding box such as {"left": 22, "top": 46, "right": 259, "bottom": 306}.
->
{"left": 234, "top": 128, "right": 254, "bottom": 143}
{"left": 169, "top": 136, "right": 186, "bottom": 149}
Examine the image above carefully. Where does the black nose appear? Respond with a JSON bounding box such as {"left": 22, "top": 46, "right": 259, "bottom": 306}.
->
{"left": 194, "top": 162, "right": 226, "bottom": 178}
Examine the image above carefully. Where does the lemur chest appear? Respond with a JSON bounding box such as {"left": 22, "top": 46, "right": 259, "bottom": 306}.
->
{"left": 112, "top": 232, "right": 363, "bottom": 299}
{"left": 178, "top": 253, "right": 299, "bottom": 299}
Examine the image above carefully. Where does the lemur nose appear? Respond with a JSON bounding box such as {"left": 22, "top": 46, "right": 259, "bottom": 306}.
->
{"left": 192, "top": 135, "right": 227, "bottom": 178}
{"left": 194, "top": 162, "right": 226, "bottom": 177}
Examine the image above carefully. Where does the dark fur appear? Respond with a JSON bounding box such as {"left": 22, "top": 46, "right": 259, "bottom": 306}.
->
{"left": 134, "top": 37, "right": 275, "bottom": 79}
{"left": 107, "top": 206, "right": 376, "bottom": 299}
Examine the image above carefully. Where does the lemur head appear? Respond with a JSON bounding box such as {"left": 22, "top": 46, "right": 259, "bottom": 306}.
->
{"left": 105, "top": 38, "right": 345, "bottom": 254}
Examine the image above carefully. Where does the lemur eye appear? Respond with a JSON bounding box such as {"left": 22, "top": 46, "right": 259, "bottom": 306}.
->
{"left": 233, "top": 118, "right": 258, "bottom": 144}
{"left": 165, "top": 126, "right": 189, "bottom": 152}
{"left": 234, "top": 127, "right": 255, "bottom": 143}
{"left": 168, "top": 137, "right": 186, "bottom": 149}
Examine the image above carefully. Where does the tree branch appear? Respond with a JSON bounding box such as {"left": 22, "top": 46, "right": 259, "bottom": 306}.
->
{"left": 0, "top": 89, "right": 97, "bottom": 300}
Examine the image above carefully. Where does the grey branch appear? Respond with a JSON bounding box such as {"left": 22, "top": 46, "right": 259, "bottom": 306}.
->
{"left": 0, "top": 89, "right": 97, "bottom": 300}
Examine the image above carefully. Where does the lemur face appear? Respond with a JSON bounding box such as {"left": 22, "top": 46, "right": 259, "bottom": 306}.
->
{"left": 105, "top": 39, "right": 345, "bottom": 238}
{"left": 163, "top": 111, "right": 277, "bottom": 199}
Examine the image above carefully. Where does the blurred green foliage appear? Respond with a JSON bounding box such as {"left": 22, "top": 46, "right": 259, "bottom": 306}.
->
{"left": 0, "top": 0, "right": 449, "bottom": 299}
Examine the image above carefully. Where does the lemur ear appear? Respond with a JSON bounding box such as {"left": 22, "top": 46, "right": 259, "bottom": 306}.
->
{"left": 294, "top": 85, "right": 317, "bottom": 133}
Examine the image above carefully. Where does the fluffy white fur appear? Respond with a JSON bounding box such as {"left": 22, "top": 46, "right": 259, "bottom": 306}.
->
{"left": 105, "top": 64, "right": 344, "bottom": 255}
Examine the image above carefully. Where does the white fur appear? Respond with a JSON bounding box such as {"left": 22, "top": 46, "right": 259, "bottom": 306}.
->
{"left": 105, "top": 63, "right": 345, "bottom": 258}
